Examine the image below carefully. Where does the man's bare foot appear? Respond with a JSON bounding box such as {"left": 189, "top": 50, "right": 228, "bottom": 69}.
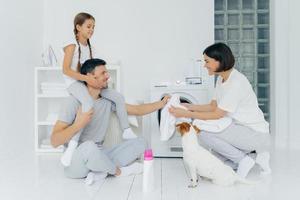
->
{"left": 114, "top": 167, "right": 121, "bottom": 176}
{"left": 115, "top": 162, "right": 143, "bottom": 177}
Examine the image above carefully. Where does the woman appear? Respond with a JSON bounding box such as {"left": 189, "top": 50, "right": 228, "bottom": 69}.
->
{"left": 169, "top": 43, "right": 271, "bottom": 178}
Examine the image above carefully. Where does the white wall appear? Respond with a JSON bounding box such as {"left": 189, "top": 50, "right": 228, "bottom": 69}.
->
{"left": 43, "top": 0, "right": 214, "bottom": 101}
{"left": 0, "top": 0, "right": 43, "bottom": 155}
{"left": 2, "top": 0, "right": 298, "bottom": 152}
{"left": 271, "top": 0, "right": 300, "bottom": 149}
{"left": 287, "top": 0, "right": 300, "bottom": 149}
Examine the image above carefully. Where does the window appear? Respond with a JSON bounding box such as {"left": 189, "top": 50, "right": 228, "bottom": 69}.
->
{"left": 214, "top": 0, "right": 270, "bottom": 121}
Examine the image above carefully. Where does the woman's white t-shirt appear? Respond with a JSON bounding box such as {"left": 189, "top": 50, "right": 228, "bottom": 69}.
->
{"left": 63, "top": 38, "right": 97, "bottom": 87}
{"left": 213, "top": 69, "right": 269, "bottom": 133}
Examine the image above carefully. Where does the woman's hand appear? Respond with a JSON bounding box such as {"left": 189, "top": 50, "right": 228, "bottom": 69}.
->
{"left": 180, "top": 103, "right": 193, "bottom": 111}
{"left": 85, "top": 75, "right": 99, "bottom": 88}
{"left": 169, "top": 106, "right": 190, "bottom": 118}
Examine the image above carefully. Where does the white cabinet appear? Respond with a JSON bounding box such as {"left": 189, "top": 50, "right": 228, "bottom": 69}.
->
{"left": 34, "top": 65, "right": 120, "bottom": 153}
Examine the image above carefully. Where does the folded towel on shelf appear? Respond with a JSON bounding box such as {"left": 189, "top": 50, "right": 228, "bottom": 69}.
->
{"left": 41, "top": 82, "right": 67, "bottom": 88}
{"left": 192, "top": 117, "right": 232, "bottom": 133}
{"left": 41, "top": 91, "right": 69, "bottom": 96}
{"left": 40, "top": 82, "right": 68, "bottom": 95}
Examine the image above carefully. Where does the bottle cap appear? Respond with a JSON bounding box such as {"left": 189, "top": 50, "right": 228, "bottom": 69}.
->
{"left": 144, "top": 149, "right": 153, "bottom": 160}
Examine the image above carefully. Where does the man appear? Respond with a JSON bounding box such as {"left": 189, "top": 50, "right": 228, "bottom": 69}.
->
{"left": 51, "top": 58, "right": 168, "bottom": 184}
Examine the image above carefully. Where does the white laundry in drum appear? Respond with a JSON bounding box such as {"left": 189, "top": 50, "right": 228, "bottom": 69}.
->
{"left": 160, "top": 94, "right": 191, "bottom": 141}
{"left": 149, "top": 84, "right": 211, "bottom": 157}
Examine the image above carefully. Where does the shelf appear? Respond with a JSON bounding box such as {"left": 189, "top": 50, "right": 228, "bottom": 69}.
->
{"left": 35, "top": 64, "right": 119, "bottom": 71}
{"left": 37, "top": 121, "right": 56, "bottom": 125}
{"left": 35, "top": 66, "right": 61, "bottom": 70}
{"left": 37, "top": 137, "right": 64, "bottom": 153}
{"left": 36, "top": 147, "right": 64, "bottom": 153}
{"left": 35, "top": 64, "right": 121, "bottom": 153}
{"left": 37, "top": 94, "right": 69, "bottom": 98}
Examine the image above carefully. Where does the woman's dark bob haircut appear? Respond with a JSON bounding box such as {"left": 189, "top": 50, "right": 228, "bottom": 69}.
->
{"left": 203, "top": 43, "right": 235, "bottom": 72}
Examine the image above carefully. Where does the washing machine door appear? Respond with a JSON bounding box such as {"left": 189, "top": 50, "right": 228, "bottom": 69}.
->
{"left": 157, "top": 92, "right": 198, "bottom": 125}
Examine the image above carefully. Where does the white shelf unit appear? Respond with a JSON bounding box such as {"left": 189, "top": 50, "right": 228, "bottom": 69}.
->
{"left": 34, "top": 65, "right": 120, "bottom": 153}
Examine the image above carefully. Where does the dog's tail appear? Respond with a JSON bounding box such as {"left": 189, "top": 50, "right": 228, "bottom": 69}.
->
{"left": 235, "top": 175, "right": 258, "bottom": 185}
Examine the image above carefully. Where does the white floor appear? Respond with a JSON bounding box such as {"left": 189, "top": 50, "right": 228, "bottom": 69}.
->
{"left": 1, "top": 142, "right": 300, "bottom": 200}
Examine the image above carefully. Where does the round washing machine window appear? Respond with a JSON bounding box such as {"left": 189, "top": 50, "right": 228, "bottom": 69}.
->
{"left": 157, "top": 92, "right": 198, "bottom": 125}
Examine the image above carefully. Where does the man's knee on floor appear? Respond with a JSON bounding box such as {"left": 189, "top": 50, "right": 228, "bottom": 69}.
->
{"left": 78, "top": 140, "right": 99, "bottom": 154}
{"left": 114, "top": 138, "right": 146, "bottom": 167}
{"left": 64, "top": 165, "right": 89, "bottom": 179}
{"left": 123, "top": 137, "right": 147, "bottom": 155}
{"left": 133, "top": 137, "right": 147, "bottom": 153}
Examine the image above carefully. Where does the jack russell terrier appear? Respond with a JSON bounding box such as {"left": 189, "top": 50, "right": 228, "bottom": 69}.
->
{"left": 176, "top": 122, "right": 254, "bottom": 187}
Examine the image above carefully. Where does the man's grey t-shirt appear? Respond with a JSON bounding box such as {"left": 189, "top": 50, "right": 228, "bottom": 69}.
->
{"left": 58, "top": 96, "right": 116, "bottom": 145}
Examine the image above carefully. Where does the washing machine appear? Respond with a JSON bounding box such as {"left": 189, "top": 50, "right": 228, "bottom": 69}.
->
{"left": 149, "top": 83, "right": 211, "bottom": 157}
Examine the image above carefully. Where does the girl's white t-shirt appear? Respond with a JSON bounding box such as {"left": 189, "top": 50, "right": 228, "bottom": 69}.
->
{"left": 213, "top": 69, "right": 269, "bottom": 133}
{"left": 63, "top": 38, "right": 97, "bottom": 87}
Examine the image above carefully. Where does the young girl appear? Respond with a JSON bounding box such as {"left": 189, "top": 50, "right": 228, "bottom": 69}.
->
{"left": 60, "top": 12, "right": 136, "bottom": 167}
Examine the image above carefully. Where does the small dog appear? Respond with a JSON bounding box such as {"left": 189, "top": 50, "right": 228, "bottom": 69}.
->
{"left": 176, "top": 122, "right": 253, "bottom": 187}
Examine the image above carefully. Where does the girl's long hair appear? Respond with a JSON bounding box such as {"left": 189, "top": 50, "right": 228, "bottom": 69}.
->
{"left": 73, "top": 12, "right": 94, "bottom": 72}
